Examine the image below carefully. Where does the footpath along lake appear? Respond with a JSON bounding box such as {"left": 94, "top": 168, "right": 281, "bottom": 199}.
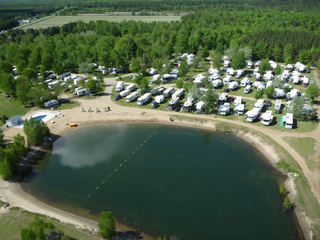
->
{"left": 21, "top": 124, "right": 304, "bottom": 240}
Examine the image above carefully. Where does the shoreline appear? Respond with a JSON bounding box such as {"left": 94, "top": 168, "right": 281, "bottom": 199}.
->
{"left": 0, "top": 117, "right": 310, "bottom": 240}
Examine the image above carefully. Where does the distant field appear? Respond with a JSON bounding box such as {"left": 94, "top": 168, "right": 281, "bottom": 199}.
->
{"left": 22, "top": 16, "right": 181, "bottom": 29}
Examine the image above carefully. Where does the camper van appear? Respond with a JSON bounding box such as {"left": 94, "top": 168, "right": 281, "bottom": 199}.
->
{"left": 120, "top": 89, "right": 130, "bottom": 98}
{"left": 167, "top": 97, "right": 180, "bottom": 110}
{"left": 163, "top": 87, "right": 175, "bottom": 98}
{"left": 137, "top": 93, "right": 151, "bottom": 105}
{"left": 274, "top": 99, "right": 281, "bottom": 114}
{"left": 172, "top": 89, "right": 184, "bottom": 99}
{"left": 218, "top": 103, "right": 230, "bottom": 115}
{"left": 182, "top": 98, "right": 194, "bottom": 112}
{"left": 125, "top": 84, "right": 137, "bottom": 92}
{"left": 246, "top": 108, "right": 261, "bottom": 122}
{"left": 126, "top": 92, "right": 139, "bottom": 102}
{"left": 116, "top": 81, "right": 124, "bottom": 91}
{"left": 261, "top": 111, "right": 274, "bottom": 126}
{"left": 44, "top": 99, "right": 59, "bottom": 108}
{"left": 218, "top": 92, "right": 228, "bottom": 104}
{"left": 212, "top": 79, "right": 222, "bottom": 88}
{"left": 244, "top": 85, "right": 251, "bottom": 94}
{"left": 285, "top": 113, "right": 293, "bottom": 129}
{"left": 77, "top": 88, "right": 90, "bottom": 96}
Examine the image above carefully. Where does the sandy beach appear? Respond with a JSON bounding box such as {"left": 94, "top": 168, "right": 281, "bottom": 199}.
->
{"left": 2, "top": 74, "right": 320, "bottom": 239}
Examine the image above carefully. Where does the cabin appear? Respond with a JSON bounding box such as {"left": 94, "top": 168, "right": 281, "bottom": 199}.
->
{"left": 5, "top": 115, "right": 22, "bottom": 127}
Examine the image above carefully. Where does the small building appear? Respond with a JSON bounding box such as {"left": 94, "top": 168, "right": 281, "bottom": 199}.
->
{"left": 6, "top": 115, "right": 22, "bottom": 127}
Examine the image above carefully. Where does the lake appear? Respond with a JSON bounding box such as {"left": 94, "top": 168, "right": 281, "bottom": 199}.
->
{"left": 21, "top": 123, "right": 304, "bottom": 240}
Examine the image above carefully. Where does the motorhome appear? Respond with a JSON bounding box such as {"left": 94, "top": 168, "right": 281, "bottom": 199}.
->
{"left": 229, "top": 81, "right": 238, "bottom": 90}
{"left": 285, "top": 113, "right": 293, "bottom": 129}
{"left": 274, "top": 88, "right": 286, "bottom": 98}
{"left": 218, "top": 103, "right": 230, "bottom": 115}
{"left": 218, "top": 92, "right": 228, "bottom": 104}
{"left": 212, "top": 79, "right": 222, "bottom": 88}
{"left": 195, "top": 101, "right": 205, "bottom": 113}
{"left": 302, "top": 76, "right": 309, "bottom": 87}
{"left": 236, "top": 70, "right": 244, "bottom": 79}
{"left": 116, "top": 81, "right": 124, "bottom": 91}
{"left": 120, "top": 89, "right": 130, "bottom": 98}
{"left": 244, "top": 85, "right": 251, "bottom": 94}
{"left": 292, "top": 75, "right": 300, "bottom": 84}
{"left": 125, "top": 84, "right": 137, "bottom": 92}
{"left": 172, "top": 89, "right": 184, "bottom": 99}
{"left": 182, "top": 98, "right": 194, "bottom": 112}
{"left": 274, "top": 99, "right": 281, "bottom": 114}
{"left": 209, "top": 74, "right": 219, "bottom": 81}
{"left": 235, "top": 104, "right": 245, "bottom": 115}
{"left": 227, "top": 68, "right": 235, "bottom": 76}
{"left": 137, "top": 93, "right": 151, "bottom": 105}
{"left": 223, "top": 75, "right": 232, "bottom": 86}
{"left": 246, "top": 108, "right": 261, "bottom": 122}
{"left": 167, "top": 97, "right": 180, "bottom": 110}
{"left": 261, "top": 111, "right": 274, "bottom": 126}
{"left": 77, "top": 88, "right": 90, "bottom": 96}
{"left": 44, "top": 99, "right": 59, "bottom": 108}
{"left": 163, "top": 87, "right": 175, "bottom": 98}
{"left": 254, "top": 99, "right": 264, "bottom": 111}
{"left": 234, "top": 96, "right": 242, "bottom": 107}
{"left": 154, "top": 95, "right": 164, "bottom": 104}
{"left": 247, "top": 60, "right": 253, "bottom": 69}
{"left": 224, "top": 60, "right": 231, "bottom": 67}
{"left": 126, "top": 92, "right": 139, "bottom": 102}
{"left": 241, "top": 78, "right": 251, "bottom": 87}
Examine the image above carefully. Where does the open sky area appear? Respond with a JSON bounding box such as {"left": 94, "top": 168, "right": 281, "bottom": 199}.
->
{"left": 22, "top": 15, "right": 181, "bottom": 29}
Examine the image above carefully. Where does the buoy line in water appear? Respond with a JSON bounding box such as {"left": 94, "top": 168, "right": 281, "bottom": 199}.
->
{"left": 80, "top": 130, "right": 157, "bottom": 206}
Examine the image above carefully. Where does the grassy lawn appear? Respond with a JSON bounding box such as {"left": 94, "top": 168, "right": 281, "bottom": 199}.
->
{"left": 0, "top": 203, "right": 102, "bottom": 240}
{"left": 282, "top": 137, "right": 318, "bottom": 170}
{"left": 22, "top": 16, "right": 181, "bottom": 30}
{"left": 0, "top": 94, "right": 32, "bottom": 124}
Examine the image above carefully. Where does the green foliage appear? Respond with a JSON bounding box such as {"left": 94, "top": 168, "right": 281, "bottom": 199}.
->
{"left": 273, "top": 66, "right": 281, "bottom": 75}
{"left": 283, "top": 196, "right": 292, "bottom": 210}
{"left": 0, "top": 73, "right": 16, "bottom": 96}
{"left": 183, "top": 81, "right": 193, "bottom": 91}
{"left": 0, "top": 129, "right": 4, "bottom": 146}
{"left": 258, "top": 59, "right": 271, "bottom": 73}
{"left": 22, "top": 68, "right": 38, "bottom": 80}
{"left": 264, "top": 85, "right": 275, "bottom": 98}
{"left": 280, "top": 185, "right": 287, "bottom": 195}
{"left": 98, "top": 211, "right": 116, "bottom": 240}
{"left": 175, "top": 79, "right": 184, "bottom": 89}
{"left": 178, "top": 60, "right": 189, "bottom": 79}
{"left": 254, "top": 89, "right": 264, "bottom": 100}
{"left": 85, "top": 79, "right": 97, "bottom": 93}
{"left": 213, "top": 53, "right": 222, "bottom": 71}
{"left": 0, "top": 61, "right": 13, "bottom": 74}
{"left": 232, "top": 51, "right": 246, "bottom": 70}
{"left": 306, "top": 83, "right": 320, "bottom": 103}
{"left": 134, "top": 74, "right": 150, "bottom": 93}
{"left": 79, "top": 62, "right": 92, "bottom": 75}
{"left": 23, "top": 118, "right": 50, "bottom": 146}
{"left": 201, "top": 84, "right": 218, "bottom": 113}
{"left": 287, "top": 96, "right": 309, "bottom": 118}
{"left": 129, "top": 57, "right": 140, "bottom": 73}
{"left": 188, "top": 83, "right": 201, "bottom": 99}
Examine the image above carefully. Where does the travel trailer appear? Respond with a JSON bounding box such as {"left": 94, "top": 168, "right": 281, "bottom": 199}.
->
{"left": 224, "top": 60, "right": 231, "bottom": 67}
{"left": 167, "top": 97, "right": 180, "bottom": 110}
{"left": 254, "top": 99, "right": 264, "bottom": 111}
{"left": 247, "top": 60, "right": 253, "bottom": 69}
{"left": 236, "top": 70, "right": 244, "bottom": 79}
{"left": 234, "top": 96, "right": 242, "bottom": 107}
{"left": 44, "top": 99, "right": 59, "bottom": 108}
{"left": 172, "top": 89, "right": 184, "bottom": 99}
{"left": 274, "top": 88, "right": 286, "bottom": 98}
{"left": 229, "top": 81, "right": 238, "bottom": 90}
{"left": 120, "top": 89, "right": 130, "bottom": 98}
{"left": 212, "top": 79, "right": 222, "bottom": 88}
{"left": 195, "top": 101, "right": 205, "bottom": 113}
{"left": 227, "top": 68, "right": 235, "bottom": 76}
{"left": 241, "top": 78, "right": 251, "bottom": 87}
{"left": 261, "top": 111, "right": 274, "bottom": 126}
{"left": 163, "top": 87, "right": 175, "bottom": 98}
{"left": 244, "top": 85, "right": 251, "bottom": 94}
{"left": 274, "top": 99, "right": 281, "bottom": 114}
{"left": 126, "top": 92, "right": 139, "bottom": 102}
{"left": 235, "top": 104, "right": 245, "bottom": 115}
{"left": 137, "top": 93, "right": 151, "bottom": 105}
{"left": 125, "top": 84, "right": 137, "bottom": 92}
{"left": 116, "top": 81, "right": 124, "bottom": 91}
{"left": 223, "top": 75, "right": 232, "bottom": 86}
{"left": 182, "top": 98, "right": 194, "bottom": 112}
{"left": 77, "top": 88, "right": 90, "bottom": 96}
{"left": 218, "top": 92, "right": 228, "bottom": 104}
{"left": 154, "top": 95, "right": 164, "bottom": 104}
{"left": 302, "top": 75, "right": 309, "bottom": 87}
{"left": 246, "top": 108, "right": 261, "bottom": 122}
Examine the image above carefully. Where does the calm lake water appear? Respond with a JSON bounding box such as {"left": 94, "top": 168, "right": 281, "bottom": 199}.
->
{"left": 21, "top": 124, "right": 304, "bottom": 240}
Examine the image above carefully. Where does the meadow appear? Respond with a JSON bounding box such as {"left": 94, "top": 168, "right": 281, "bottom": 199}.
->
{"left": 22, "top": 15, "right": 181, "bottom": 29}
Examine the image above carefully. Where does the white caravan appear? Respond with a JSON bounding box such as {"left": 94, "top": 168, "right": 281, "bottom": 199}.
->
{"left": 209, "top": 74, "right": 220, "bottom": 81}
{"left": 241, "top": 78, "right": 251, "bottom": 87}
{"left": 229, "top": 81, "right": 238, "bottom": 90}
{"left": 163, "top": 87, "right": 175, "bottom": 98}
{"left": 285, "top": 113, "right": 293, "bottom": 129}
{"left": 224, "top": 60, "right": 231, "bottom": 67}
{"left": 212, "top": 79, "right": 222, "bottom": 88}
{"left": 261, "top": 111, "right": 274, "bottom": 126}
{"left": 223, "top": 75, "right": 232, "bottom": 86}
{"left": 77, "top": 88, "right": 90, "bottom": 96}
{"left": 116, "top": 81, "right": 124, "bottom": 91}
{"left": 235, "top": 104, "right": 245, "bottom": 115}
{"left": 274, "top": 99, "right": 281, "bottom": 114}
{"left": 287, "top": 89, "right": 300, "bottom": 98}
{"left": 274, "top": 88, "right": 286, "bottom": 98}
{"left": 137, "top": 93, "right": 151, "bottom": 105}
{"left": 167, "top": 97, "right": 180, "bottom": 110}
{"left": 182, "top": 98, "right": 194, "bottom": 112}
{"left": 154, "top": 95, "right": 164, "bottom": 104}
{"left": 246, "top": 108, "right": 261, "bottom": 122}
{"left": 172, "top": 89, "right": 184, "bottom": 99}
{"left": 120, "top": 89, "right": 130, "bottom": 98}
{"left": 244, "top": 85, "right": 251, "bottom": 94}
{"left": 234, "top": 96, "right": 242, "bottom": 107}
{"left": 218, "top": 103, "right": 230, "bottom": 115}
{"left": 292, "top": 75, "right": 300, "bottom": 84}
{"left": 266, "top": 81, "right": 273, "bottom": 88}
{"left": 247, "top": 60, "right": 253, "bottom": 69}
{"left": 44, "top": 99, "right": 59, "bottom": 108}
{"left": 126, "top": 92, "right": 139, "bottom": 102}
{"left": 218, "top": 92, "right": 228, "bottom": 104}
{"left": 236, "top": 70, "right": 244, "bottom": 79}
{"left": 254, "top": 99, "right": 264, "bottom": 111}
{"left": 227, "top": 68, "right": 235, "bottom": 76}
{"left": 125, "top": 84, "right": 137, "bottom": 92}
{"left": 302, "top": 76, "right": 309, "bottom": 87}
{"left": 195, "top": 101, "right": 205, "bottom": 113}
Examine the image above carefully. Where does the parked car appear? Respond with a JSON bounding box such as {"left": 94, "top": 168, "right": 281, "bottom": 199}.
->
{"left": 247, "top": 74, "right": 251, "bottom": 78}
{"left": 113, "top": 95, "right": 121, "bottom": 101}
{"left": 174, "top": 107, "right": 181, "bottom": 112}
{"left": 59, "top": 98, "right": 69, "bottom": 103}
{"left": 223, "top": 88, "right": 230, "bottom": 93}
{"left": 265, "top": 100, "right": 272, "bottom": 107}
{"left": 219, "top": 72, "right": 224, "bottom": 76}
{"left": 151, "top": 101, "right": 159, "bottom": 108}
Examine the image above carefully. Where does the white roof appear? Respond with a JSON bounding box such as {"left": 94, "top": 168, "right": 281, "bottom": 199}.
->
{"left": 195, "top": 101, "right": 205, "bottom": 110}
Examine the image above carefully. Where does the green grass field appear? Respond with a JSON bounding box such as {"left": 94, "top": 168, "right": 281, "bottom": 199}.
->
{"left": 22, "top": 16, "right": 181, "bottom": 29}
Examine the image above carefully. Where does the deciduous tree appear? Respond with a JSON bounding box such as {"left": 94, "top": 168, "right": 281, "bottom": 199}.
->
{"left": 98, "top": 211, "right": 116, "bottom": 240}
